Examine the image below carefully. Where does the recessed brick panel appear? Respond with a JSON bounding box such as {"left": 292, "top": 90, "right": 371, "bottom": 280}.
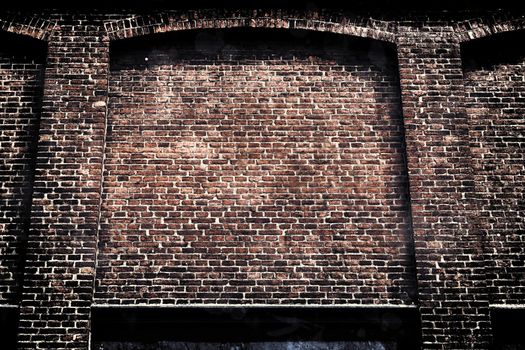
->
{"left": 0, "top": 31, "right": 45, "bottom": 305}
{"left": 463, "top": 30, "right": 525, "bottom": 305}
{"left": 95, "top": 29, "right": 417, "bottom": 305}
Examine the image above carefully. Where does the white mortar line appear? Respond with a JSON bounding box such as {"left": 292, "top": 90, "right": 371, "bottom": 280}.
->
{"left": 490, "top": 304, "right": 525, "bottom": 309}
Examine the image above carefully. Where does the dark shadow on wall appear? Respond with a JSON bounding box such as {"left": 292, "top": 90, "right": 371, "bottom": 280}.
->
{"left": 0, "top": 30, "right": 47, "bottom": 305}
{"left": 492, "top": 308, "right": 525, "bottom": 350}
{"left": 0, "top": 305, "right": 18, "bottom": 349}
{"left": 109, "top": 29, "right": 400, "bottom": 70}
{"left": 91, "top": 306, "right": 421, "bottom": 350}
{"left": 461, "top": 30, "right": 525, "bottom": 70}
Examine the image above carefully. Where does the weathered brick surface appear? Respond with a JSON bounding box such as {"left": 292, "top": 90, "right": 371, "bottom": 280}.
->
{"left": 16, "top": 14, "right": 109, "bottom": 350}
{"left": 0, "top": 6, "right": 522, "bottom": 350}
{"left": 0, "top": 31, "right": 45, "bottom": 305}
{"left": 0, "top": 14, "right": 56, "bottom": 41}
{"left": 95, "top": 30, "right": 417, "bottom": 305}
{"left": 397, "top": 26, "right": 490, "bottom": 348}
{"left": 103, "top": 9, "right": 398, "bottom": 43}
{"left": 463, "top": 31, "right": 525, "bottom": 306}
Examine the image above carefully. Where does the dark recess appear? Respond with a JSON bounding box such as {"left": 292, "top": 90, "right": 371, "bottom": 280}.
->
{"left": 461, "top": 29, "right": 525, "bottom": 71}
{"left": 491, "top": 308, "right": 525, "bottom": 350}
{"left": 110, "top": 27, "right": 399, "bottom": 71}
{"left": 0, "top": 31, "right": 47, "bottom": 61}
{"left": 0, "top": 306, "right": 18, "bottom": 349}
{"left": 91, "top": 307, "right": 421, "bottom": 349}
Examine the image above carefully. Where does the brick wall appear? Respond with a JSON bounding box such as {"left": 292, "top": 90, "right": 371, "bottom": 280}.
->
{"left": 16, "top": 14, "right": 109, "bottom": 350}
{"left": 0, "top": 7, "right": 523, "bottom": 350}
{"left": 462, "top": 30, "right": 525, "bottom": 306}
{"left": 0, "top": 31, "right": 46, "bottom": 305}
{"left": 95, "top": 29, "right": 417, "bottom": 305}
{"left": 397, "top": 25, "right": 490, "bottom": 349}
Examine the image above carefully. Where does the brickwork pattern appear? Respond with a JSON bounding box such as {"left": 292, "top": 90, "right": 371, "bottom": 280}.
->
{"left": 463, "top": 31, "right": 525, "bottom": 305}
{"left": 455, "top": 13, "right": 525, "bottom": 42}
{"left": 0, "top": 14, "right": 56, "bottom": 41}
{"left": 0, "top": 7, "right": 522, "bottom": 350}
{"left": 16, "top": 15, "right": 109, "bottom": 350}
{"left": 0, "top": 31, "right": 45, "bottom": 305}
{"left": 104, "top": 10, "right": 397, "bottom": 43}
{"left": 397, "top": 27, "right": 490, "bottom": 348}
{"left": 94, "top": 30, "right": 417, "bottom": 305}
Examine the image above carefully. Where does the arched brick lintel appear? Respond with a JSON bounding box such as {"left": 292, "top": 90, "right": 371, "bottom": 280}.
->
{"left": 456, "top": 16, "right": 525, "bottom": 43}
{"left": 104, "top": 10, "right": 398, "bottom": 43}
{"left": 0, "top": 15, "right": 57, "bottom": 41}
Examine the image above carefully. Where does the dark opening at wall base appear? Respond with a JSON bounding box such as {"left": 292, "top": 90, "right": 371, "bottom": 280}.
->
{"left": 90, "top": 306, "right": 420, "bottom": 350}
{"left": 0, "top": 306, "right": 18, "bottom": 349}
{"left": 492, "top": 308, "right": 525, "bottom": 350}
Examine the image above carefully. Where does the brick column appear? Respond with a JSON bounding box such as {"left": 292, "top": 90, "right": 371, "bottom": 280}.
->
{"left": 17, "top": 17, "right": 109, "bottom": 349}
{"left": 397, "top": 27, "right": 490, "bottom": 349}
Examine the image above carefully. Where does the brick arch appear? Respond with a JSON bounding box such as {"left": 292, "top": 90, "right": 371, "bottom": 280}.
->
{"left": 0, "top": 14, "right": 57, "bottom": 41}
{"left": 456, "top": 14, "right": 525, "bottom": 43}
{"left": 104, "top": 9, "right": 397, "bottom": 43}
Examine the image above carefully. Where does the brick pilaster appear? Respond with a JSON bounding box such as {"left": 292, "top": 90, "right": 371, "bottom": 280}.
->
{"left": 16, "top": 16, "right": 109, "bottom": 350}
{"left": 397, "top": 26, "right": 490, "bottom": 349}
